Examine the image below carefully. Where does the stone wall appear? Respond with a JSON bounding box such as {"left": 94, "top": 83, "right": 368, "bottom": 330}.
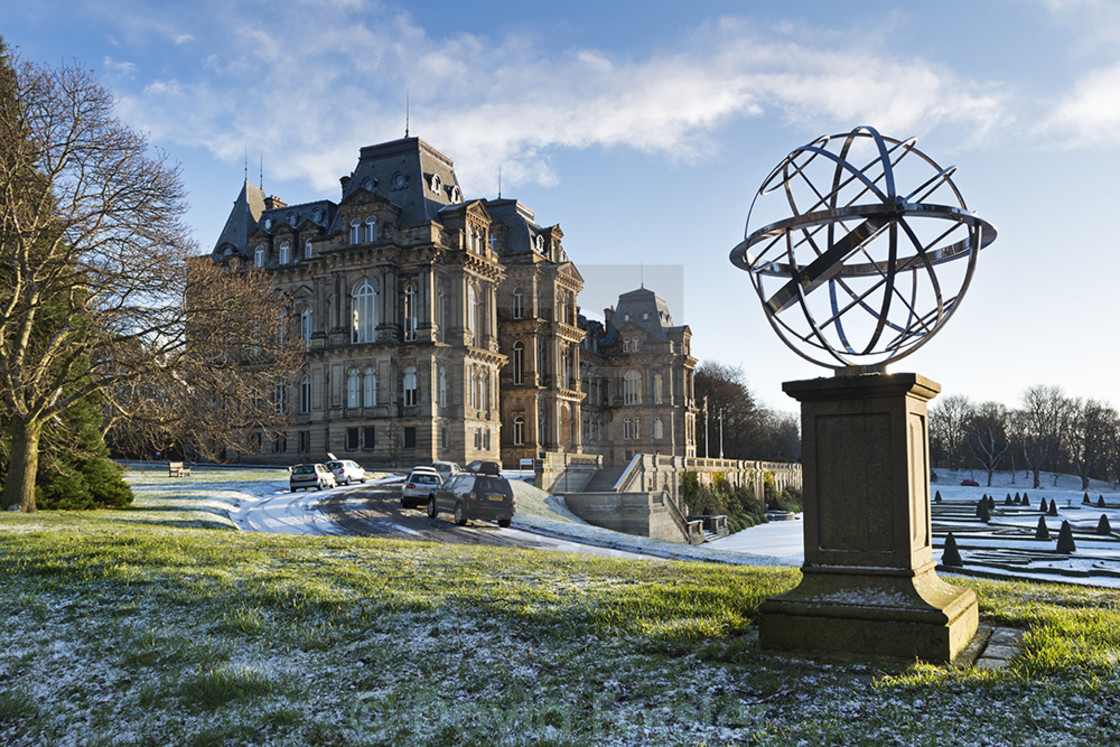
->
{"left": 536, "top": 452, "right": 603, "bottom": 493}
{"left": 562, "top": 491, "right": 685, "bottom": 542}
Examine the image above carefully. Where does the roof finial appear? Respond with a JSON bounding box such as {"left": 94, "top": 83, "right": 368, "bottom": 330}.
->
{"left": 498, "top": 165, "right": 502, "bottom": 199}
{"left": 405, "top": 90, "right": 410, "bottom": 138}
{"left": 243, "top": 145, "right": 248, "bottom": 183}
{"left": 259, "top": 151, "right": 263, "bottom": 192}
{"left": 641, "top": 261, "right": 645, "bottom": 289}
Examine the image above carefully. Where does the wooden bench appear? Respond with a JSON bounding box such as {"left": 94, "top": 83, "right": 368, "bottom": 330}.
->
{"left": 168, "top": 461, "right": 191, "bottom": 478}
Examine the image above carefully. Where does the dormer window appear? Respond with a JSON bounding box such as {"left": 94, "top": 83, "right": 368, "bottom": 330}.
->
{"left": 391, "top": 170, "right": 407, "bottom": 190}
{"left": 450, "top": 186, "right": 462, "bottom": 202}
{"left": 263, "top": 217, "right": 272, "bottom": 231}
{"left": 287, "top": 212, "right": 297, "bottom": 227}
{"left": 361, "top": 176, "right": 375, "bottom": 191}
{"left": 254, "top": 245, "right": 265, "bottom": 268}
{"left": 535, "top": 234, "right": 545, "bottom": 253}
{"left": 312, "top": 207, "right": 324, "bottom": 224}
{"left": 429, "top": 173, "right": 442, "bottom": 193}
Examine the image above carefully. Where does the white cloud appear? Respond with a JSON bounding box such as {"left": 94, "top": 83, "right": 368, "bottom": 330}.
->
{"left": 101, "top": 56, "right": 137, "bottom": 78}
{"left": 1040, "top": 61, "right": 1120, "bottom": 144}
{"left": 108, "top": 4, "right": 1011, "bottom": 195}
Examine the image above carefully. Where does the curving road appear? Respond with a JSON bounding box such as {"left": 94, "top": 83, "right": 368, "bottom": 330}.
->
{"left": 238, "top": 478, "right": 648, "bottom": 558}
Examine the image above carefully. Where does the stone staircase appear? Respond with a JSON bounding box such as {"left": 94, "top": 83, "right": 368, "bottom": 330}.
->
{"left": 581, "top": 466, "right": 626, "bottom": 493}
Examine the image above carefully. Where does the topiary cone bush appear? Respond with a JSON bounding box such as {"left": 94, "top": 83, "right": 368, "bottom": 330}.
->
{"left": 978, "top": 500, "right": 991, "bottom": 523}
{"left": 1047, "top": 500, "right": 1059, "bottom": 517}
{"left": 1034, "top": 516, "right": 1051, "bottom": 541}
{"left": 1098, "top": 495, "right": 1107, "bottom": 508}
{"left": 988, "top": 495, "right": 996, "bottom": 510}
{"left": 941, "top": 533, "right": 963, "bottom": 567}
{"left": 1056, "top": 520, "right": 1076, "bottom": 554}
{"left": 934, "top": 490, "right": 942, "bottom": 503}
{"left": 1004, "top": 494, "right": 1013, "bottom": 506}
{"left": 1039, "top": 498, "right": 1049, "bottom": 513}
{"left": 1084, "top": 492, "right": 1091, "bottom": 505}
{"left": 1097, "top": 514, "right": 1112, "bottom": 535}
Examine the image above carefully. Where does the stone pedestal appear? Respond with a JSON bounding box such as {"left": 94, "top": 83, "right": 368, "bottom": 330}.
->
{"left": 759, "top": 373, "right": 978, "bottom": 662}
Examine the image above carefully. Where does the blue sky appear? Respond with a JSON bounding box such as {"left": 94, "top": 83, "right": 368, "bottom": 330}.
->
{"left": 5, "top": 0, "right": 1120, "bottom": 412}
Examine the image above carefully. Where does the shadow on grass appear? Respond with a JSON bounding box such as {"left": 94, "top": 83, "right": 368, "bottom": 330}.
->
{"left": 105, "top": 517, "right": 237, "bottom": 531}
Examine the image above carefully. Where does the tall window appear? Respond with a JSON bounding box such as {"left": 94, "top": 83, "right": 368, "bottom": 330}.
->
{"left": 403, "top": 366, "right": 417, "bottom": 407}
{"left": 653, "top": 373, "right": 663, "bottom": 405}
{"left": 300, "top": 308, "right": 312, "bottom": 348}
{"left": 365, "top": 216, "right": 377, "bottom": 242}
{"left": 512, "top": 287, "right": 524, "bottom": 319}
{"left": 653, "top": 418, "right": 663, "bottom": 440}
{"left": 436, "top": 286, "right": 447, "bottom": 342}
{"left": 561, "top": 347, "right": 571, "bottom": 389}
{"left": 537, "top": 338, "right": 546, "bottom": 379}
{"left": 512, "top": 342, "right": 524, "bottom": 385}
{"left": 347, "top": 369, "right": 361, "bottom": 409}
{"left": 363, "top": 367, "right": 377, "bottom": 407}
{"left": 403, "top": 284, "right": 417, "bottom": 342}
{"left": 352, "top": 279, "right": 379, "bottom": 343}
{"left": 624, "top": 371, "right": 642, "bottom": 405}
{"left": 623, "top": 418, "right": 640, "bottom": 440}
{"left": 513, "top": 417, "right": 525, "bottom": 446}
{"left": 304, "top": 240, "right": 313, "bottom": 260}
{"left": 350, "top": 219, "right": 361, "bottom": 244}
{"left": 466, "top": 285, "right": 478, "bottom": 344}
{"left": 470, "top": 368, "right": 480, "bottom": 411}
{"left": 278, "top": 241, "right": 289, "bottom": 265}
{"left": 438, "top": 367, "right": 447, "bottom": 409}
{"left": 254, "top": 245, "right": 265, "bottom": 267}
{"left": 299, "top": 375, "right": 311, "bottom": 414}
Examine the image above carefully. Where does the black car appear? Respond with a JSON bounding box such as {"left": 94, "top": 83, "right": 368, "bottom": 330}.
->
{"left": 427, "top": 471, "right": 514, "bottom": 527}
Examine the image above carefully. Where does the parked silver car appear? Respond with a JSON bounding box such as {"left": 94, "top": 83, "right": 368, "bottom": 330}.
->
{"left": 290, "top": 463, "right": 337, "bottom": 492}
{"left": 401, "top": 467, "right": 442, "bottom": 509}
{"left": 326, "top": 459, "right": 367, "bottom": 486}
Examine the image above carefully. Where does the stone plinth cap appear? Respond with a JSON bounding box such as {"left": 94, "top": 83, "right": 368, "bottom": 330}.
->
{"left": 783, "top": 372, "right": 941, "bottom": 403}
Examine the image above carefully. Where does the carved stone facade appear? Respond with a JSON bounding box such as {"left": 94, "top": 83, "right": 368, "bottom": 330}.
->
{"left": 211, "top": 136, "right": 696, "bottom": 467}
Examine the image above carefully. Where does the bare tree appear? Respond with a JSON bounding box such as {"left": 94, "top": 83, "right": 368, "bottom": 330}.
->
{"left": 1064, "top": 398, "right": 1118, "bottom": 491}
{"left": 929, "top": 394, "right": 973, "bottom": 470}
{"left": 966, "top": 401, "right": 1010, "bottom": 487}
{"left": 0, "top": 51, "right": 298, "bottom": 511}
{"left": 1016, "top": 385, "right": 1072, "bottom": 490}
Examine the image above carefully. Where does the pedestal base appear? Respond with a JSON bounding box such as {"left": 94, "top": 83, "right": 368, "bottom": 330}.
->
{"left": 759, "top": 561, "right": 978, "bottom": 662}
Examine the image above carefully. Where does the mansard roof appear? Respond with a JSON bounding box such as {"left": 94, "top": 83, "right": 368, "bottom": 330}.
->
{"left": 485, "top": 198, "right": 551, "bottom": 257}
{"left": 600, "top": 287, "right": 685, "bottom": 345}
{"left": 340, "top": 137, "right": 464, "bottom": 226}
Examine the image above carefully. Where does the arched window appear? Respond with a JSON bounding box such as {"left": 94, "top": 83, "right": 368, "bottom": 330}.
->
{"left": 623, "top": 371, "right": 642, "bottom": 405}
{"left": 352, "top": 279, "right": 379, "bottom": 343}
{"left": 561, "top": 347, "right": 570, "bottom": 389}
{"left": 470, "top": 368, "right": 480, "bottom": 411}
{"left": 403, "top": 366, "right": 417, "bottom": 407}
{"left": 513, "top": 417, "right": 525, "bottom": 446}
{"left": 363, "top": 367, "right": 376, "bottom": 407}
{"left": 653, "top": 373, "right": 663, "bottom": 405}
{"left": 254, "top": 245, "right": 265, "bottom": 268}
{"left": 512, "top": 287, "right": 524, "bottom": 319}
{"left": 537, "top": 337, "right": 546, "bottom": 379}
{"left": 482, "top": 370, "right": 490, "bottom": 411}
{"left": 350, "top": 219, "right": 361, "bottom": 244}
{"left": 304, "top": 240, "right": 313, "bottom": 260}
{"left": 403, "top": 284, "right": 417, "bottom": 342}
{"left": 438, "top": 367, "right": 447, "bottom": 409}
{"left": 365, "top": 216, "right": 377, "bottom": 242}
{"left": 512, "top": 342, "right": 524, "bottom": 385}
{"left": 278, "top": 241, "right": 290, "bottom": 265}
{"left": 299, "top": 375, "right": 311, "bottom": 414}
{"left": 347, "top": 369, "right": 361, "bottom": 409}
{"left": 653, "top": 418, "right": 663, "bottom": 440}
{"left": 300, "top": 308, "right": 312, "bottom": 348}
{"left": 466, "top": 285, "right": 478, "bottom": 344}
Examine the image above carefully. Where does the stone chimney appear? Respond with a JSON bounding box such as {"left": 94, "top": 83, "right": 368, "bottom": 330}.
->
{"left": 604, "top": 306, "right": 614, "bottom": 329}
{"left": 340, "top": 175, "right": 351, "bottom": 195}
{"left": 263, "top": 195, "right": 287, "bottom": 210}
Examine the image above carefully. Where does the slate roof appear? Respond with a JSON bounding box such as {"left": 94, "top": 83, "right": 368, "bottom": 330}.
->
{"left": 599, "top": 287, "right": 683, "bottom": 345}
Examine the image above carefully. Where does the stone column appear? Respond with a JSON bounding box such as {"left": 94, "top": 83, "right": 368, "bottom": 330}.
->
{"left": 759, "top": 372, "right": 978, "bottom": 662}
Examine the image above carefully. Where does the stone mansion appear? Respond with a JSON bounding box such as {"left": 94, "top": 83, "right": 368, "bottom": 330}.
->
{"left": 211, "top": 136, "right": 698, "bottom": 468}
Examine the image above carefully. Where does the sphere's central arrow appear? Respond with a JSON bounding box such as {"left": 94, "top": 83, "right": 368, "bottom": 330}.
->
{"left": 765, "top": 216, "right": 888, "bottom": 316}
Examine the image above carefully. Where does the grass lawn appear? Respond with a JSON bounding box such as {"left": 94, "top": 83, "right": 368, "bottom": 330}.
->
{"left": 1, "top": 477, "right": 1118, "bottom": 745}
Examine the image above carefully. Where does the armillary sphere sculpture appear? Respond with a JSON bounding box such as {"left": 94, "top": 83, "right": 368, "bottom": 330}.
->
{"left": 730, "top": 125, "right": 997, "bottom": 371}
